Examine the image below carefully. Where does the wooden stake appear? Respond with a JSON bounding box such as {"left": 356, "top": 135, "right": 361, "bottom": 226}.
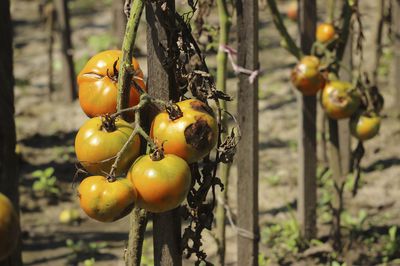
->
{"left": 0, "top": 1, "right": 22, "bottom": 265}
{"left": 394, "top": 0, "right": 400, "bottom": 114}
{"left": 297, "top": 0, "right": 317, "bottom": 240}
{"left": 146, "top": 1, "right": 181, "bottom": 265}
{"left": 236, "top": 0, "right": 259, "bottom": 264}
{"left": 54, "top": 0, "right": 77, "bottom": 101}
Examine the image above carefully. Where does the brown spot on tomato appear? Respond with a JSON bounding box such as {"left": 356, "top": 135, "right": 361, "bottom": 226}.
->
{"left": 190, "top": 100, "right": 214, "bottom": 116}
{"left": 184, "top": 118, "right": 213, "bottom": 151}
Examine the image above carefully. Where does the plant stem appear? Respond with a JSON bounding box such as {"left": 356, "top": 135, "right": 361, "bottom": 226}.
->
{"left": 266, "top": 0, "right": 302, "bottom": 59}
{"left": 327, "top": 1, "right": 353, "bottom": 251}
{"left": 215, "top": 0, "right": 231, "bottom": 265}
{"left": 117, "top": 0, "right": 145, "bottom": 120}
{"left": 125, "top": 208, "right": 149, "bottom": 266}
{"left": 114, "top": 1, "right": 147, "bottom": 266}
{"left": 371, "top": 0, "right": 385, "bottom": 85}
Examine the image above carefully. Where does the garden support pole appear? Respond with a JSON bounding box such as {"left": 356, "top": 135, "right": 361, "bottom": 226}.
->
{"left": 54, "top": 0, "right": 77, "bottom": 101}
{"left": 297, "top": 0, "right": 317, "bottom": 240}
{"left": 338, "top": 26, "right": 353, "bottom": 176}
{"left": 328, "top": 1, "right": 352, "bottom": 250}
{"left": 146, "top": 1, "right": 181, "bottom": 265}
{"left": 0, "top": 1, "right": 22, "bottom": 265}
{"left": 215, "top": 0, "right": 231, "bottom": 264}
{"left": 394, "top": 0, "right": 400, "bottom": 114}
{"left": 236, "top": 0, "right": 259, "bottom": 264}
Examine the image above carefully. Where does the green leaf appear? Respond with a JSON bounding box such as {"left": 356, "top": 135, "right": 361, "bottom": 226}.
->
{"left": 389, "top": 226, "right": 397, "bottom": 242}
{"left": 33, "top": 182, "right": 45, "bottom": 191}
{"left": 31, "top": 170, "right": 44, "bottom": 178}
{"left": 44, "top": 167, "right": 55, "bottom": 178}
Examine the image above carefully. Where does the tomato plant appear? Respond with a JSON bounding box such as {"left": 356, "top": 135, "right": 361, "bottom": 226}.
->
{"left": 0, "top": 193, "right": 19, "bottom": 260}
{"left": 150, "top": 99, "right": 218, "bottom": 163}
{"left": 75, "top": 116, "right": 141, "bottom": 175}
{"left": 350, "top": 113, "right": 381, "bottom": 141}
{"left": 127, "top": 153, "right": 191, "bottom": 213}
{"left": 77, "top": 50, "right": 146, "bottom": 118}
{"left": 291, "top": 56, "right": 325, "bottom": 95}
{"left": 321, "top": 81, "right": 361, "bottom": 119}
{"left": 77, "top": 175, "right": 136, "bottom": 222}
{"left": 316, "top": 23, "right": 336, "bottom": 43}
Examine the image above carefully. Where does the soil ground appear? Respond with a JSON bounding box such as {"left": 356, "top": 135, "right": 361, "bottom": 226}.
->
{"left": 10, "top": 0, "right": 400, "bottom": 265}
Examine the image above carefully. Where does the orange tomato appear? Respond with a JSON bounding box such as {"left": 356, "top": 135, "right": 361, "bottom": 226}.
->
{"left": 77, "top": 50, "right": 146, "bottom": 118}
{"left": 127, "top": 154, "right": 191, "bottom": 213}
{"left": 286, "top": 1, "right": 298, "bottom": 21}
{"left": 321, "top": 81, "right": 361, "bottom": 119}
{"left": 0, "top": 193, "right": 19, "bottom": 260}
{"left": 78, "top": 175, "right": 136, "bottom": 222}
{"left": 316, "top": 23, "right": 336, "bottom": 43}
{"left": 150, "top": 99, "right": 218, "bottom": 163}
{"left": 75, "top": 116, "right": 141, "bottom": 175}
{"left": 291, "top": 56, "right": 325, "bottom": 95}
{"left": 350, "top": 113, "right": 381, "bottom": 141}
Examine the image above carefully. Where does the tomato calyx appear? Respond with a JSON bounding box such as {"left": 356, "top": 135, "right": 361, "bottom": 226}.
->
{"left": 106, "top": 59, "right": 120, "bottom": 82}
{"left": 106, "top": 174, "right": 117, "bottom": 183}
{"left": 100, "top": 115, "right": 117, "bottom": 132}
{"left": 150, "top": 148, "right": 165, "bottom": 161}
{"left": 166, "top": 103, "right": 183, "bottom": 120}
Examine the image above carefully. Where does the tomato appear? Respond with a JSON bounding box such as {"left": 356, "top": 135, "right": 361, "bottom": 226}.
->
{"left": 77, "top": 50, "right": 146, "bottom": 118}
{"left": 291, "top": 56, "right": 325, "bottom": 95}
{"left": 286, "top": 1, "right": 298, "bottom": 21}
{"left": 350, "top": 113, "right": 381, "bottom": 141}
{"left": 78, "top": 176, "right": 136, "bottom": 222}
{"left": 75, "top": 116, "right": 141, "bottom": 175}
{"left": 321, "top": 81, "right": 361, "bottom": 119}
{"left": 316, "top": 23, "right": 336, "bottom": 43}
{"left": 0, "top": 193, "right": 19, "bottom": 260}
{"left": 150, "top": 99, "right": 218, "bottom": 163}
{"left": 127, "top": 154, "right": 191, "bottom": 213}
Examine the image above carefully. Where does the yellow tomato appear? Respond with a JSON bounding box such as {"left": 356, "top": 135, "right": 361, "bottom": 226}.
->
{"left": 291, "top": 56, "right": 325, "bottom": 95}
{"left": 350, "top": 113, "right": 381, "bottom": 141}
{"left": 150, "top": 99, "right": 218, "bottom": 163}
{"left": 321, "top": 81, "right": 361, "bottom": 119}
{"left": 75, "top": 117, "right": 141, "bottom": 176}
{"left": 78, "top": 176, "right": 136, "bottom": 222}
{"left": 316, "top": 23, "right": 336, "bottom": 43}
{"left": 127, "top": 154, "right": 191, "bottom": 213}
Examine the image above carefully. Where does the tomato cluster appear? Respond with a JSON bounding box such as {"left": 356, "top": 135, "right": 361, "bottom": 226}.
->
{"left": 74, "top": 51, "right": 217, "bottom": 222}
{"left": 289, "top": 23, "right": 381, "bottom": 142}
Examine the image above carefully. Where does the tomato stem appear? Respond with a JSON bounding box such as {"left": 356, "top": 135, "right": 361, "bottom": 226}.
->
{"left": 101, "top": 115, "right": 117, "bottom": 132}
{"left": 150, "top": 148, "right": 164, "bottom": 161}
{"left": 166, "top": 103, "right": 183, "bottom": 121}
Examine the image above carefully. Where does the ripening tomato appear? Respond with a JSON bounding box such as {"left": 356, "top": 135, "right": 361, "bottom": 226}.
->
{"left": 291, "top": 56, "right": 325, "bottom": 95}
{"left": 77, "top": 50, "right": 146, "bottom": 118}
{"left": 321, "top": 81, "right": 361, "bottom": 119}
{"left": 78, "top": 176, "right": 136, "bottom": 222}
{"left": 150, "top": 99, "right": 218, "bottom": 163}
{"left": 286, "top": 1, "right": 298, "bottom": 21}
{"left": 0, "top": 193, "right": 19, "bottom": 260}
{"left": 350, "top": 113, "right": 381, "bottom": 141}
{"left": 127, "top": 154, "right": 191, "bottom": 213}
{"left": 75, "top": 116, "right": 141, "bottom": 175}
{"left": 316, "top": 23, "right": 336, "bottom": 43}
